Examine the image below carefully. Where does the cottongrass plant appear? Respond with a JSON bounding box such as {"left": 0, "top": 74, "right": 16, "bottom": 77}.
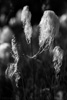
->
{"left": 52, "top": 46, "right": 63, "bottom": 75}
{"left": 26, "top": 10, "right": 60, "bottom": 58}
{"left": 5, "top": 35, "right": 20, "bottom": 87}
{"left": 39, "top": 10, "right": 59, "bottom": 53}
{"left": 21, "top": 6, "right": 33, "bottom": 44}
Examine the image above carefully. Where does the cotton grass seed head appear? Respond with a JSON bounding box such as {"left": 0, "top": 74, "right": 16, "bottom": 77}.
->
{"left": 21, "top": 6, "right": 31, "bottom": 25}
{"left": 39, "top": 10, "right": 59, "bottom": 49}
{"left": 52, "top": 46, "right": 63, "bottom": 73}
{"left": 21, "top": 6, "right": 32, "bottom": 44}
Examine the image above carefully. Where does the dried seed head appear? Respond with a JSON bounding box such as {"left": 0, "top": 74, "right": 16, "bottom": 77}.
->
{"left": 5, "top": 35, "right": 19, "bottom": 79}
{"left": 21, "top": 6, "right": 32, "bottom": 44}
{"left": 39, "top": 10, "right": 59, "bottom": 48}
{"left": 52, "top": 46, "right": 63, "bottom": 73}
{"left": 5, "top": 36, "right": 20, "bottom": 87}
{"left": 21, "top": 6, "right": 31, "bottom": 24}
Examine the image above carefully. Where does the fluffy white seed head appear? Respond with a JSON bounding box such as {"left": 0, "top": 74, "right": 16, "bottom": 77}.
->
{"left": 21, "top": 6, "right": 32, "bottom": 44}
{"left": 21, "top": 6, "right": 31, "bottom": 25}
{"left": 52, "top": 46, "right": 63, "bottom": 73}
{"left": 53, "top": 46, "right": 63, "bottom": 62}
{"left": 39, "top": 10, "right": 59, "bottom": 48}
{"left": 5, "top": 35, "right": 19, "bottom": 80}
